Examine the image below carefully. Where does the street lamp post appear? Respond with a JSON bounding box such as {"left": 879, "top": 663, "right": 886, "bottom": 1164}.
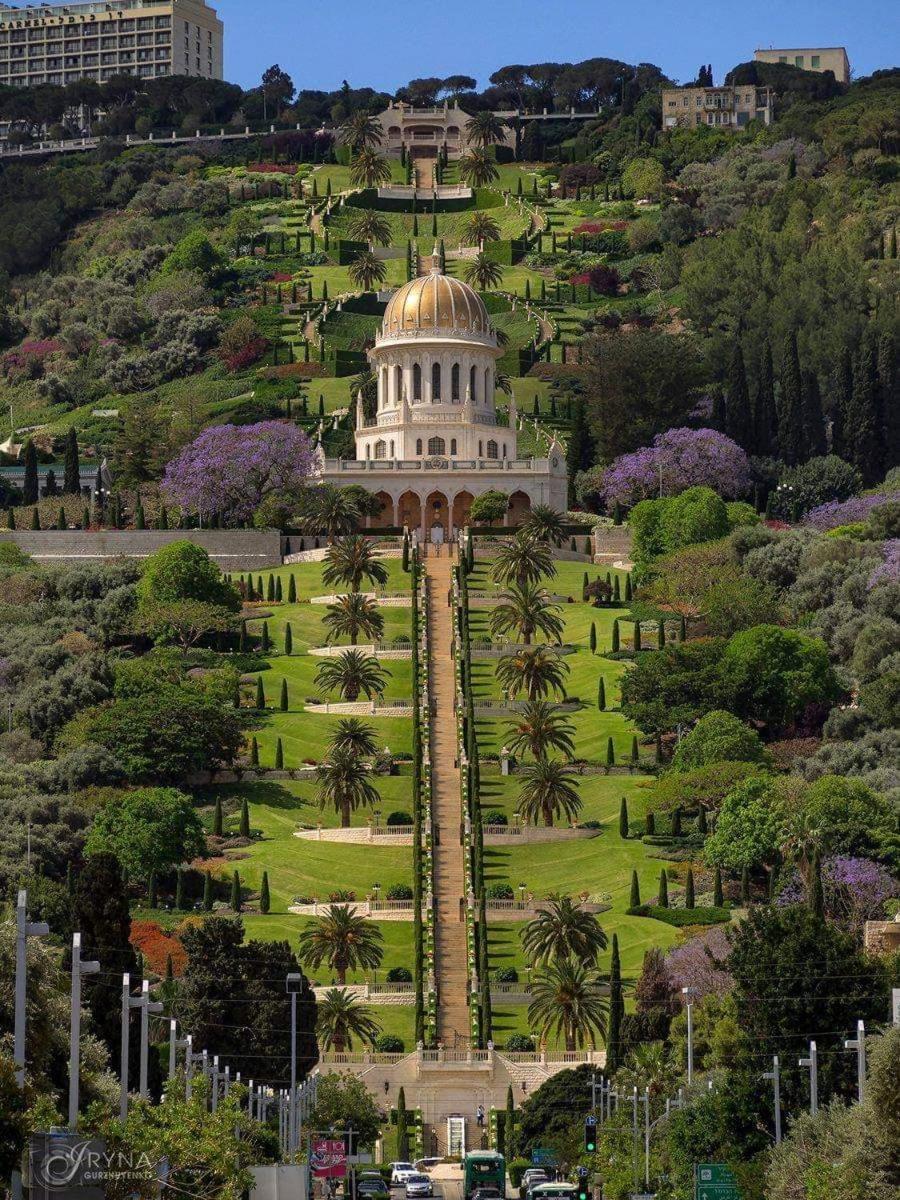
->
{"left": 799, "top": 1041, "right": 818, "bottom": 1115}
{"left": 286, "top": 972, "right": 306, "bottom": 1153}
{"left": 763, "top": 1056, "right": 782, "bottom": 1144}
{"left": 844, "top": 1020, "right": 866, "bottom": 1103}
{"left": 68, "top": 932, "right": 100, "bottom": 1129}
{"left": 14, "top": 890, "right": 49, "bottom": 1087}
{"left": 139, "top": 979, "right": 164, "bottom": 1099}
{"left": 682, "top": 987, "right": 696, "bottom": 1084}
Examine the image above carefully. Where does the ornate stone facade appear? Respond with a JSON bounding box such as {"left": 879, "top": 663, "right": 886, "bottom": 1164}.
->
{"left": 320, "top": 266, "right": 567, "bottom": 542}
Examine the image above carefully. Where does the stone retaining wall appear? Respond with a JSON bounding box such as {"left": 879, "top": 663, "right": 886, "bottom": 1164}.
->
{"left": 0, "top": 529, "right": 283, "bottom": 573}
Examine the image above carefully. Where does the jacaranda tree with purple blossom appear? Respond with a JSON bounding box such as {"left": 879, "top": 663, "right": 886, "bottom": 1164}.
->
{"left": 162, "top": 421, "right": 317, "bottom": 526}
{"left": 599, "top": 427, "right": 752, "bottom": 508}
{"left": 803, "top": 491, "right": 900, "bottom": 532}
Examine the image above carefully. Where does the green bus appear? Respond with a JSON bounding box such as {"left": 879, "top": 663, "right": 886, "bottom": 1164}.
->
{"left": 463, "top": 1151, "right": 506, "bottom": 1199}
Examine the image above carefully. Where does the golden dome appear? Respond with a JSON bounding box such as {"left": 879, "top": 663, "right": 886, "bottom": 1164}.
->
{"left": 382, "top": 267, "right": 493, "bottom": 340}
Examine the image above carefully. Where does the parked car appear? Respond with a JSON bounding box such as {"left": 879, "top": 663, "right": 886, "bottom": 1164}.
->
{"left": 358, "top": 1180, "right": 391, "bottom": 1200}
{"left": 519, "top": 1171, "right": 548, "bottom": 1199}
{"left": 405, "top": 1176, "right": 434, "bottom": 1198}
{"left": 391, "top": 1164, "right": 418, "bottom": 1187}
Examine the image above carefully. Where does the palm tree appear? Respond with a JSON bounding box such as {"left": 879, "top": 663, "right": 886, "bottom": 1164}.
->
{"left": 299, "top": 485, "right": 362, "bottom": 542}
{"left": 329, "top": 718, "right": 379, "bottom": 758}
{"left": 317, "top": 987, "right": 381, "bottom": 1052}
{"left": 323, "top": 593, "right": 385, "bottom": 646}
{"left": 520, "top": 504, "right": 567, "bottom": 547}
{"left": 348, "top": 249, "right": 388, "bottom": 292}
{"left": 527, "top": 958, "right": 609, "bottom": 1051}
{"left": 338, "top": 111, "right": 383, "bottom": 151}
{"left": 496, "top": 646, "right": 569, "bottom": 700}
{"left": 492, "top": 532, "right": 556, "bottom": 588}
{"left": 617, "top": 1042, "right": 679, "bottom": 1099}
{"left": 517, "top": 759, "right": 582, "bottom": 827}
{"left": 296, "top": 904, "right": 384, "bottom": 985}
{"left": 462, "top": 211, "right": 501, "bottom": 250}
{"left": 463, "top": 252, "right": 504, "bottom": 291}
{"left": 347, "top": 210, "right": 393, "bottom": 249}
{"left": 349, "top": 147, "right": 392, "bottom": 188}
{"left": 490, "top": 582, "right": 564, "bottom": 645}
{"left": 315, "top": 649, "right": 387, "bottom": 702}
{"left": 522, "top": 895, "right": 608, "bottom": 966}
{"left": 505, "top": 700, "right": 575, "bottom": 761}
{"left": 465, "top": 111, "right": 508, "bottom": 149}
{"left": 323, "top": 536, "right": 389, "bottom": 594}
{"left": 459, "top": 149, "right": 500, "bottom": 188}
{"left": 495, "top": 371, "right": 513, "bottom": 397}
{"left": 316, "top": 746, "right": 380, "bottom": 827}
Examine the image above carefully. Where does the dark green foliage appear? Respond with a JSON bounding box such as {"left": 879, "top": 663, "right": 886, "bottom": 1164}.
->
{"left": 606, "top": 934, "right": 623, "bottom": 1072}
{"left": 589, "top": 622, "right": 597, "bottom": 653}
{"left": 713, "top": 866, "right": 723, "bottom": 907}
{"left": 288, "top": 574, "right": 297, "bottom": 603}
{"left": 148, "top": 870, "right": 158, "bottom": 908}
{"left": 698, "top": 805, "right": 708, "bottom": 836}
{"left": 261, "top": 621, "right": 270, "bottom": 653}
{"left": 260, "top": 870, "right": 270, "bottom": 914}
{"left": 777, "top": 331, "right": 804, "bottom": 465}
{"left": 175, "top": 868, "right": 185, "bottom": 910}
{"left": 611, "top": 619, "right": 620, "bottom": 652}
{"left": 275, "top": 737, "right": 284, "bottom": 769}
{"left": 741, "top": 865, "right": 750, "bottom": 903}
{"left": 619, "top": 795, "right": 629, "bottom": 838}
{"left": 30, "top": 508, "right": 40, "bottom": 531}
{"left": 284, "top": 623, "right": 293, "bottom": 655}
{"left": 672, "top": 808, "right": 682, "bottom": 837}
{"left": 808, "top": 850, "right": 824, "bottom": 919}
{"left": 631, "top": 735, "right": 639, "bottom": 765}
{"left": 606, "top": 737, "right": 615, "bottom": 766}
{"left": 685, "top": 867, "right": 695, "bottom": 909}
{"left": 203, "top": 870, "right": 213, "bottom": 911}
{"left": 231, "top": 870, "right": 241, "bottom": 911}
{"left": 724, "top": 342, "right": 753, "bottom": 450}
{"left": 629, "top": 869, "right": 640, "bottom": 908}
{"left": 250, "top": 736, "right": 259, "bottom": 767}
{"left": 280, "top": 678, "right": 289, "bottom": 711}
{"left": 213, "top": 796, "right": 223, "bottom": 837}
{"left": 239, "top": 798, "right": 250, "bottom": 838}
{"left": 255, "top": 676, "right": 265, "bottom": 708}
{"left": 22, "top": 441, "right": 38, "bottom": 506}
{"left": 658, "top": 869, "right": 669, "bottom": 908}
{"left": 633, "top": 621, "right": 642, "bottom": 652}
{"left": 645, "top": 811, "right": 655, "bottom": 835}
{"left": 597, "top": 677, "right": 606, "bottom": 710}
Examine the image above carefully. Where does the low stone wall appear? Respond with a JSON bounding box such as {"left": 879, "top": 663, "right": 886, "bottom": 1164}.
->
{"left": 1, "top": 529, "right": 283, "bottom": 573}
{"left": 309, "top": 592, "right": 411, "bottom": 606}
{"left": 308, "top": 644, "right": 412, "bottom": 660}
{"left": 303, "top": 700, "right": 414, "bottom": 716}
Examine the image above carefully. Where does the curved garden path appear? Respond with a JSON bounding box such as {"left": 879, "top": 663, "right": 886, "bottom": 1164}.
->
{"left": 425, "top": 548, "right": 471, "bottom": 1045}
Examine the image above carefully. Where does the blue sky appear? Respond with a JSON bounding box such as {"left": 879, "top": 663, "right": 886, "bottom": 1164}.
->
{"left": 212, "top": 0, "right": 891, "bottom": 92}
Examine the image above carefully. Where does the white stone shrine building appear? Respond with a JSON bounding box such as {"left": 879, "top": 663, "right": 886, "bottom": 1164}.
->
{"left": 320, "top": 265, "right": 567, "bottom": 543}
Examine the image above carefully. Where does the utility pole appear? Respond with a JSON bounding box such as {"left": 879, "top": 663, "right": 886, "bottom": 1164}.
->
{"left": 14, "top": 890, "right": 50, "bottom": 1087}
{"left": 68, "top": 932, "right": 100, "bottom": 1129}
{"left": 763, "top": 1056, "right": 782, "bottom": 1144}
{"left": 643, "top": 1088, "right": 650, "bottom": 1190}
{"left": 139, "top": 979, "right": 164, "bottom": 1099}
{"left": 799, "top": 1041, "right": 818, "bottom": 1115}
{"left": 631, "top": 1087, "right": 639, "bottom": 1197}
{"left": 682, "top": 987, "right": 696, "bottom": 1084}
{"left": 287, "top": 971, "right": 305, "bottom": 1153}
{"left": 844, "top": 1020, "right": 866, "bottom": 1103}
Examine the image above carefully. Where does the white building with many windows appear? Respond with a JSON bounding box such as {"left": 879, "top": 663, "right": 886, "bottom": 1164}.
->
{"left": 320, "top": 265, "right": 567, "bottom": 543}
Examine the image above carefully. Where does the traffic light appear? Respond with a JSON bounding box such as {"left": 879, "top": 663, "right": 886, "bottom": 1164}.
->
{"left": 584, "top": 1115, "right": 597, "bottom": 1153}
{"left": 576, "top": 1166, "right": 590, "bottom": 1200}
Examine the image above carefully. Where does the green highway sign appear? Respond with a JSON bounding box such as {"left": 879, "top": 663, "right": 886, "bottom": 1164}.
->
{"left": 694, "top": 1164, "right": 740, "bottom": 1200}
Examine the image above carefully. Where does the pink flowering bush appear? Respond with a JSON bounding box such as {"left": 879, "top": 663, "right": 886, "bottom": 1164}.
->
{"left": 162, "top": 421, "right": 317, "bottom": 525}
{"left": 600, "top": 427, "right": 752, "bottom": 508}
{"left": 1, "top": 339, "right": 66, "bottom": 382}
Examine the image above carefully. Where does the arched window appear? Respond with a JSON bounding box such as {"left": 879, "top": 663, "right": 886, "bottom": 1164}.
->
{"left": 416, "top": 439, "right": 423, "bottom": 455}
{"left": 451, "top": 363, "right": 461, "bottom": 402}
{"left": 478, "top": 440, "right": 483, "bottom": 457}
{"left": 486, "top": 440, "right": 498, "bottom": 460}
{"left": 428, "top": 437, "right": 446, "bottom": 455}
{"left": 469, "top": 364, "right": 477, "bottom": 402}
{"left": 380, "top": 368, "right": 388, "bottom": 408}
{"left": 502, "top": 443, "right": 507, "bottom": 459}
{"left": 431, "top": 362, "right": 441, "bottom": 401}
{"left": 450, "top": 438, "right": 457, "bottom": 455}
{"left": 484, "top": 367, "right": 491, "bottom": 399}
{"left": 395, "top": 365, "right": 402, "bottom": 403}
{"left": 374, "top": 440, "right": 387, "bottom": 459}
{"left": 390, "top": 440, "right": 395, "bottom": 457}
{"left": 413, "top": 363, "right": 422, "bottom": 401}
{"left": 366, "top": 445, "right": 371, "bottom": 459}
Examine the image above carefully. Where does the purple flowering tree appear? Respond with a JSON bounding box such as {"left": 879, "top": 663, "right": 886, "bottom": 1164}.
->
{"left": 869, "top": 539, "right": 900, "bottom": 587}
{"left": 778, "top": 856, "right": 898, "bottom": 933}
{"left": 803, "top": 491, "right": 900, "bottom": 532}
{"left": 599, "top": 427, "right": 752, "bottom": 508}
{"left": 665, "top": 925, "right": 734, "bottom": 999}
{"left": 162, "top": 421, "right": 317, "bottom": 526}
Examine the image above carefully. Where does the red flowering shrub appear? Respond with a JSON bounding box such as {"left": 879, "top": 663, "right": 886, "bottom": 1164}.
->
{"left": 270, "top": 272, "right": 293, "bottom": 283}
{"left": 248, "top": 162, "right": 297, "bottom": 176}
{"left": 2, "top": 339, "right": 66, "bottom": 382}
{"left": 570, "top": 264, "right": 621, "bottom": 295}
{"left": 573, "top": 220, "right": 629, "bottom": 235}
{"left": 219, "top": 314, "right": 268, "bottom": 373}
{"left": 130, "top": 920, "right": 187, "bottom": 977}
{"left": 223, "top": 339, "right": 268, "bottom": 372}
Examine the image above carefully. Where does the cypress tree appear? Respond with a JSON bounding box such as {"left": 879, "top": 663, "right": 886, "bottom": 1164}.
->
{"left": 589, "top": 622, "right": 597, "bottom": 653}
{"left": 801, "top": 370, "right": 827, "bottom": 459}
{"left": 698, "top": 805, "right": 708, "bottom": 835}
{"left": 6, "top": 509, "right": 15, "bottom": 530}
{"left": 504, "top": 1085, "right": 515, "bottom": 1160}
{"left": 81, "top": 506, "right": 89, "bottom": 530}
{"left": 280, "top": 678, "right": 289, "bottom": 711}
{"left": 261, "top": 621, "right": 270, "bottom": 653}
{"left": 63, "top": 427, "right": 81, "bottom": 494}
{"left": 724, "top": 342, "right": 753, "bottom": 450}
{"left": 606, "top": 737, "right": 615, "bottom": 767}
{"left": 633, "top": 621, "right": 641, "bottom": 652}
{"left": 250, "top": 736, "right": 259, "bottom": 766}
{"left": 606, "top": 934, "right": 623, "bottom": 1072}
{"left": 240, "top": 798, "right": 250, "bottom": 838}
{"left": 260, "top": 871, "right": 270, "bottom": 914}
{"left": 830, "top": 346, "right": 853, "bottom": 460}
{"left": 288, "top": 574, "right": 297, "bottom": 603}
{"left": 275, "top": 737, "right": 284, "bottom": 769}
{"left": 266, "top": 575, "right": 275, "bottom": 602}
{"left": 66, "top": 862, "right": 75, "bottom": 896}
{"left": 849, "top": 332, "right": 883, "bottom": 484}
{"left": 878, "top": 333, "right": 898, "bottom": 469}
{"left": 672, "top": 808, "right": 682, "bottom": 836}
{"left": 22, "top": 440, "right": 38, "bottom": 505}
{"left": 753, "top": 340, "right": 777, "bottom": 457}
{"left": 255, "top": 676, "right": 265, "bottom": 708}
{"left": 29, "top": 507, "right": 39, "bottom": 530}
{"left": 203, "top": 870, "right": 213, "bottom": 911}
{"left": 631, "top": 735, "right": 639, "bottom": 766}
{"left": 565, "top": 401, "right": 593, "bottom": 507}
{"left": 165, "top": 953, "right": 174, "bottom": 983}
{"left": 275, "top": 577, "right": 283, "bottom": 602}
{"left": 778, "top": 331, "right": 804, "bottom": 465}
{"left": 231, "top": 871, "right": 242, "bottom": 912}
{"left": 808, "top": 851, "right": 824, "bottom": 920}
{"left": 613, "top": 575, "right": 621, "bottom": 603}
{"left": 284, "top": 623, "right": 293, "bottom": 655}
{"left": 175, "top": 869, "right": 185, "bottom": 911}
{"left": 629, "top": 870, "right": 640, "bottom": 908}
{"left": 741, "top": 866, "right": 751, "bottom": 904}
{"left": 611, "top": 619, "right": 620, "bottom": 652}
{"left": 624, "top": 573, "right": 633, "bottom": 602}
{"left": 135, "top": 503, "right": 145, "bottom": 530}
{"left": 658, "top": 869, "right": 669, "bottom": 908}
{"left": 618, "top": 795, "right": 629, "bottom": 839}
{"left": 582, "top": 570, "right": 589, "bottom": 600}
{"left": 213, "top": 796, "right": 223, "bottom": 837}
{"left": 239, "top": 621, "right": 248, "bottom": 653}
{"left": 148, "top": 871, "right": 158, "bottom": 908}
{"left": 597, "top": 677, "right": 606, "bottom": 710}
{"left": 713, "top": 866, "right": 723, "bottom": 908}
{"left": 159, "top": 505, "right": 168, "bottom": 530}
{"left": 685, "top": 868, "right": 695, "bottom": 909}
{"left": 645, "top": 811, "right": 655, "bottom": 835}
{"left": 657, "top": 620, "right": 665, "bottom": 650}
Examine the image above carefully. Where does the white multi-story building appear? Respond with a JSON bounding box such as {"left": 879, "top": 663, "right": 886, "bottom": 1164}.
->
{"left": 0, "top": 0, "right": 223, "bottom": 88}
{"left": 321, "top": 265, "right": 567, "bottom": 543}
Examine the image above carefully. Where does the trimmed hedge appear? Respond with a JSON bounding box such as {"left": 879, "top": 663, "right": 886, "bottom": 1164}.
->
{"left": 627, "top": 904, "right": 731, "bottom": 927}
{"left": 483, "top": 238, "right": 528, "bottom": 265}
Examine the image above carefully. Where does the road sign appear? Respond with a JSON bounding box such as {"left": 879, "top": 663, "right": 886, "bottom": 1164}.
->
{"left": 694, "top": 1164, "right": 740, "bottom": 1200}
{"left": 532, "top": 1148, "right": 557, "bottom": 1165}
